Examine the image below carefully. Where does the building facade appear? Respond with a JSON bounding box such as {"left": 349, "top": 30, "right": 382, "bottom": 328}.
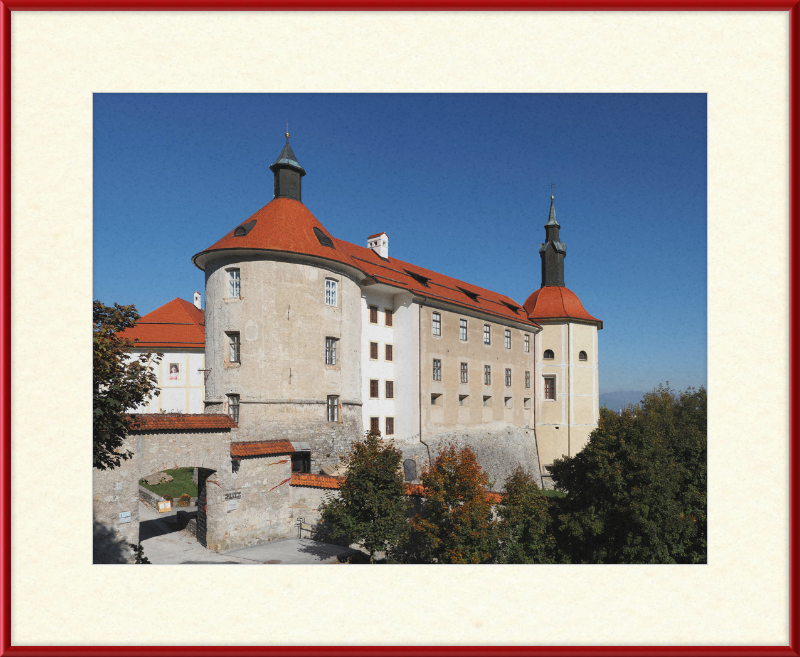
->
{"left": 191, "top": 134, "right": 602, "bottom": 484}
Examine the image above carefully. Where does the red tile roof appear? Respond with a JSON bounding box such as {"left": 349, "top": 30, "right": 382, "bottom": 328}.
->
{"left": 230, "top": 441, "right": 295, "bottom": 458}
{"left": 290, "top": 474, "right": 503, "bottom": 502}
{"left": 193, "top": 198, "right": 541, "bottom": 329}
{"left": 127, "top": 414, "right": 236, "bottom": 431}
{"left": 121, "top": 298, "right": 205, "bottom": 349}
{"left": 523, "top": 286, "right": 602, "bottom": 328}
{"left": 367, "top": 232, "right": 387, "bottom": 239}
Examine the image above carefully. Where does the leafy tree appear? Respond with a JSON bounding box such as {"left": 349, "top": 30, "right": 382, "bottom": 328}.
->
{"left": 93, "top": 301, "right": 161, "bottom": 470}
{"left": 130, "top": 542, "right": 151, "bottom": 564}
{"left": 549, "top": 384, "right": 707, "bottom": 564}
{"left": 408, "top": 443, "right": 497, "bottom": 564}
{"left": 319, "top": 429, "right": 409, "bottom": 563}
{"left": 497, "top": 467, "right": 556, "bottom": 564}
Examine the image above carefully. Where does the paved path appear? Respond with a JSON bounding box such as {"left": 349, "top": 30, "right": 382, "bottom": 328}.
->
{"left": 138, "top": 501, "right": 357, "bottom": 564}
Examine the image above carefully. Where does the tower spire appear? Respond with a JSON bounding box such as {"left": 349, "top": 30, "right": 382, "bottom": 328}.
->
{"left": 539, "top": 195, "right": 567, "bottom": 287}
{"left": 269, "top": 128, "right": 306, "bottom": 201}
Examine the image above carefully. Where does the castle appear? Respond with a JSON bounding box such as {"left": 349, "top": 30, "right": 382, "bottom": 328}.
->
{"left": 95, "top": 133, "right": 602, "bottom": 558}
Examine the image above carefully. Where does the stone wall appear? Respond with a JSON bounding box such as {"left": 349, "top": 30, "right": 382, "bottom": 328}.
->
{"left": 396, "top": 426, "right": 543, "bottom": 492}
{"left": 138, "top": 484, "right": 164, "bottom": 509}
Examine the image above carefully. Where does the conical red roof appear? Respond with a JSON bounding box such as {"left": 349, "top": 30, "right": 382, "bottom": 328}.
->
{"left": 523, "top": 286, "right": 602, "bottom": 328}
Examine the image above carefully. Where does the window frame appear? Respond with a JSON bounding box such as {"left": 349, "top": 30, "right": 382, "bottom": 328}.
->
{"left": 385, "top": 380, "right": 394, "bottom": 399}
{"left": 432, "top": 311, "right": 442, "bottom": 337}
{"left": 505, "top": 329, "right": 511, "bottom": 350}
{"left": 579, "top": 350, "right": 588, "bottom": 361}
{"left": 369, "top": 341, "right": 379, "bottom": 360}
{"left": 227, "top": 268, "right": 241, "bottom": 300}
{"left": 484, "top": 365, "right": 491, "bottom": 386}
{"left": 227, "top": 394, "right": 240, "bottom": 423}
{"left": 369, "top": 305, "right": 379, "bottom": 324}
{"left": 369, "top": 379, "right": 380, "bottom": 399}
{"left": 227, "top": 331, "right": 241, "bottom": 364}
{"left": 385, "top": 343, "right": 393, "bottom": 362}
{"left": 432, "top": 358, "right": 442, "bottom": 381}
{"left": 543, "top": 376, "right": 556, "bottom": 401}
{"left": 384, "top": 308, "right": 393, "bottom": 327}
{"left": 505, "top": 368, "right": 512, "bottom": 387}
{"left": 325, "top": 337, "right": 338, "bottom": 366}
{"left": 524, "top": 334, "right": 530, "bottom": 353}
{"left": 525, "top": 370, "right": 531, "bottom": 389}
{"left": 325, "top": 278, "right": 338, "bottom": 307}
{"left": 483, "top": 324, "right": 491, "bottom": 345}
{"left": 543, "top": 349, "right": 555, "bottom": 360}
{"left": 385, "top": 416, "right": 395, "bottom": 436}
{"left": 460, "top": 362, "right": 468, "bottom": 384}
{"left": 327, "top": 395, "right": 340, "bottom": 422}
{"left": 459, "top": 318, "right": 468, "bottom": 341}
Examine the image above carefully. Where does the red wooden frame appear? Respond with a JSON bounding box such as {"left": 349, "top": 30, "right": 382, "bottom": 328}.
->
{"left": 0, "top": 1, "right": 797, "bottom": 655}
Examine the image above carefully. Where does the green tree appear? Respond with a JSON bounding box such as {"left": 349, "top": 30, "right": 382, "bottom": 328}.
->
{"left": 93, "top": 301, "right": 161, "bottom": 470}
{"left": 549, "top": 384, "right": 707, "bottom": 564}
{"left": 319, "top": 430, "right": 409, "bottom": 563}
{"left": 408, "top": 443, "right": 497, "bottom": 564}
{"left": 497, "top": 467, "right": 556, "bottom": 564}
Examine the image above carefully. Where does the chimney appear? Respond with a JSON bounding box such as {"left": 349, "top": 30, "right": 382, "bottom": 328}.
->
{"left": 367, "top": 232, "right": 389, "bottom": 259}
{"left": 193, "top": 291, "right": 202, "bottom": 309}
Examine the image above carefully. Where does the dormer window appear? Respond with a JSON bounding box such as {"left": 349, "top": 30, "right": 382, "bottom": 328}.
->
{"left": 233, "top": 219, "right": 257, "bottom": 237}
{"left": 457, "top": 287, "right": 479, "bottom": 302}
{"left": 405, "top": 270, "right": 430, "bottom": 287}
{"left": 314, "top": 227, "right": 335, "bottom": 248}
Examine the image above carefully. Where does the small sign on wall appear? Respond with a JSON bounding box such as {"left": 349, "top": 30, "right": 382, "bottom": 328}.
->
{"left": 224, "top": 491, "right": 241, "bottom": 500}
{"left": 158, "top": 500, "right": 171, "bottom": 513}
{"left": 119, "top": 512, "right": 131, "bottom": 524}
{"left": 227, "top": 498, "right": 238, "bottom": 512}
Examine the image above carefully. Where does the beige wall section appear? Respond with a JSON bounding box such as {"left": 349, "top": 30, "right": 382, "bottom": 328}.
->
{"left": 418, "top": 304, "right": 536, "bottom": 437}
{"left": 203, "top": 255, "right": 362, "bottom": 414}
{"left": 535, "top": 320, "right": 599, "bottom": 469}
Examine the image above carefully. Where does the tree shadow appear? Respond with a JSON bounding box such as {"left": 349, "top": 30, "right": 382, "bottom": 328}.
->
{"left": 93, "top": 519, "right": 133, "bottom": 564}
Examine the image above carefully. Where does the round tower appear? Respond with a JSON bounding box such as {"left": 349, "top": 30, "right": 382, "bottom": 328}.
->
{"left": 524, "top": 196, "right": 603, "bottom": 476}
{"left": 192, "top": 134, "right": 364, "bottom": 472}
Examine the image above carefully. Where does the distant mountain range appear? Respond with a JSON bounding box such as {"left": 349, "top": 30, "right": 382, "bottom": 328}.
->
{"left": 599, "top": 391, "right": 646, "bottom": 411}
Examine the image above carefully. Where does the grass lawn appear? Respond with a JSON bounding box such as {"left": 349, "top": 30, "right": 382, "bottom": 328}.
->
{"left": 539, "top": 489, "right": 566, "bottom": 498}
{"left": 139, "top": 467, "right": 198, "bottom": 499}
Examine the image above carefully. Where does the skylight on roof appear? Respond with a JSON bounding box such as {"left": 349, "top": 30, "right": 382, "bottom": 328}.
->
{"left": 404, "top": 270, "right": 430, "bottom": 287}
{"left": 457, "top": 287, "right": 480, "bottom": 302}
{"left": 233, "top": 219, "right": 257, "bottom": 237}
{"left": 313, "top": 227, "right": 335, "bottom": 249}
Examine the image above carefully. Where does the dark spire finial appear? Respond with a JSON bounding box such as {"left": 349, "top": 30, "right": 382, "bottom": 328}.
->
{"left": 270, "top": 128, "right": 305, "bottom": 202}
{"left": 539, "top": 195, "right": 566, "bottom": 287}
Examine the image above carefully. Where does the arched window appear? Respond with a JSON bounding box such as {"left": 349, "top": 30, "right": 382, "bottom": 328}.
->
{"left": 579, "top": 350, "right": 588, "bottom": 361}
{"left": 543, "top": 349, "right": 554, "bottom": 360}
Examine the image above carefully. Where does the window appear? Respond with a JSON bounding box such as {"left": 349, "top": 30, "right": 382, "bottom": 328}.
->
{"left": 385, "top": 309, "right": 393, "bottom": 327}
{"left": 385, "top": 417, "right": 395, "bottom": 435}
{"left": 579, "top": 350, "right": 588, "bottom": 361}
{"left": 325, "top": 279, "right": 337, "bottom": 306}
{"left": 370, "top": 417, "right": 380, "bottom": 434}
{"left": 459, "top": 394, "right": 469, "bottom": 406}
{"left": 544, "top": 376, "right": 556, "bottom": 400}
{"left": 505, "top": 368, "right": 512, "bottom": 387}
{"left": 484, "top": 365, "right": 491, "bottom": 385}
{"left": 291, "top": 451, "right": 311, "bottom": 473}
{"left": 369, "top": 305, "right": 378, "bottom": 324}
{"left": 504, "top": 397, "right": 512, "bottom": 408}
{"left": 484, "top": 324, "right": 491, "bottom": 345}
{"left": 460, "top": 362, "right": 468, "bottom": 383}
{"left": 327, "top": 395, "right": 340, "bottom": 422}
{"left": 543, "top": 349, "right": 554, "bottom": 360}
{"left": 433, "top": 359, "right": 442, "bottom": 381}
{"left": 228, "top": 332, "right": 240, "bottom": 363}
{"left": 228, "top": 269, "right": 240, "bottom": 299}
{"left": 432, "top": 312, "right": 441, "bottom": 336}
{"left": 370, "top": 342, "right": 379, "bottom": 360}
{"left": 385, "top": 344, "right": 393, "bottom": 361}
{"left": 483, "top": 395, "right": 492, "bottom": 407}
{"left": 525, "top": 370, "right": 531, "bottom": 388}
{"left": 325, "top": 337, "right": 337, "bottom": 365}
{"left": 370, "top": 379, "right": 380, "bottom": 399}
{"left": 385, "top": 380, "right": 394, "bottom": 399}
{"left": 524, "top": 397, "right": 532, "bottom": 409}
{"left": 505, "top": 329, "right": 511, "bottom": 349}
{"left": 459, "top": 318, "right": 468, "bottom": 341}
{"left": 227, "top": 394, "right": 240, "bottom": 423}
{"left": 524, "top": 334, "right": 530, "bottom": 353}
{"left": 313, "top": 227, "right": 334, "bottom": 248}
{"left": 431, "top": 393, "right": 442, "bottom": 406}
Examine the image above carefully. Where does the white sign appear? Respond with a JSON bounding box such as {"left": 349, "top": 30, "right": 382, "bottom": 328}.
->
{"left": 158, "top": 500, "right": 171, "bottom": 513}
{"left": 227, "top": 498, "right": 238, "bottom": 512}
{"left": 119, "top": 512, "right": 131, "bottom": 524}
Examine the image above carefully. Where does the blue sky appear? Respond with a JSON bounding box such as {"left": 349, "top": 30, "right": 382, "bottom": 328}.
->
{"left": 93, "top": 93, "right": 707, "bottom": 394}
